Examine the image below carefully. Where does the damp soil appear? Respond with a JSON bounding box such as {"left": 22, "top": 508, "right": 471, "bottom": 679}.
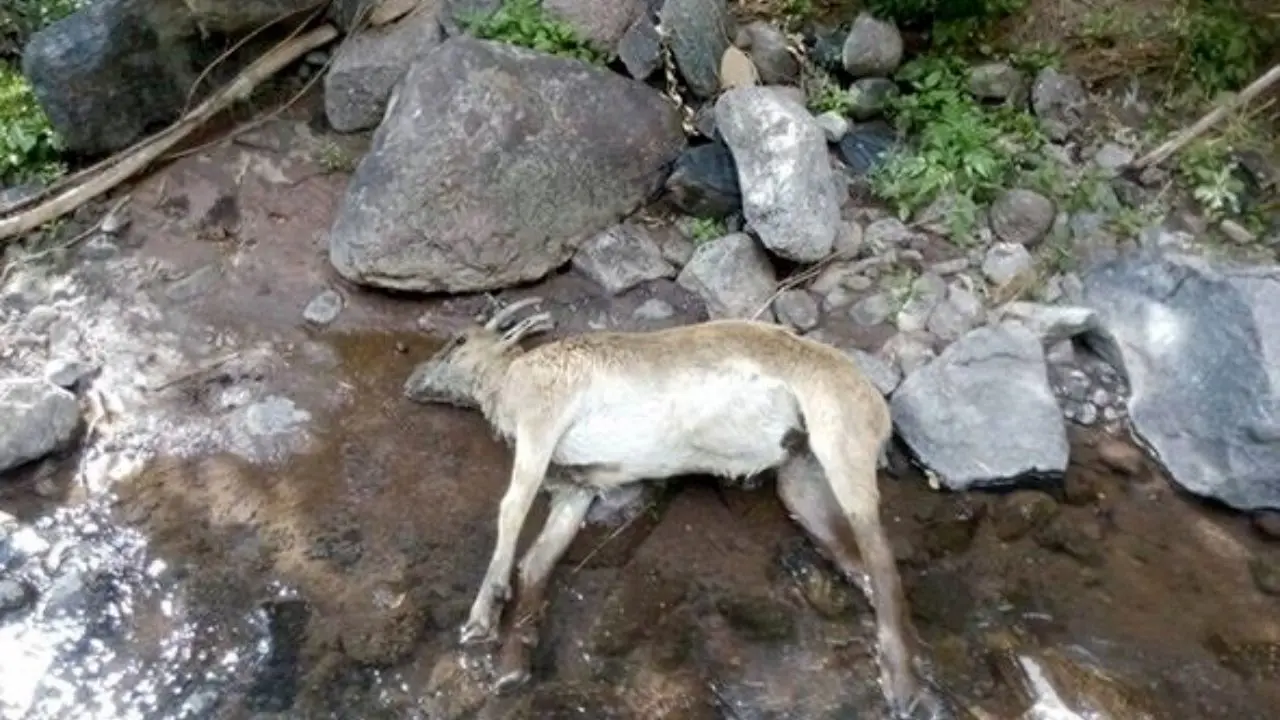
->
{"left": 1, "top": 97, "right": 1279, "bottom": 720}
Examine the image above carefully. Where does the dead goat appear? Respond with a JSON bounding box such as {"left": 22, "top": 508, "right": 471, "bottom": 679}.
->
{"left": 404, "top": 297, "right": 949, "bottom": 719}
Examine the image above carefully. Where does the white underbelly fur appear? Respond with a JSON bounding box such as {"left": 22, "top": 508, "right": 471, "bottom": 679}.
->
{"left": 551, "top": 365, "right": 801, "bottom": 487}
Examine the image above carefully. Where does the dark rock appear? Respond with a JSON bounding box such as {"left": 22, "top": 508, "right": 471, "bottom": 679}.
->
{"left": 891, "top": 323, "right": 1069, "bottom": 490}
{"left": 1, "top": 379, "right": 81, "bottom": 473}
{"left": 659, "top": 0, "right": 730, "bottom": 98}
{"left": 848, "top": 77, "right": 899, "bottom": 121}
{"left": 920, "top": 496, "right": 986, "bottom": 556}
{"left": 991, "top": 490, "right": 1060, "bottom": 542}
{"left": 1079, "top": 251, "right": 1280, "bottom": 511}
{"left": 836, "top": 120, "right": 898, "bottom": 176}
{"left": 664, "top": 141, "right": 741, "bottom": 219}
{"left": 23, "top": 0, "right": 319, "bottom": 155}
{"left": 245, "top": 599, "right": 311, "bottom": 712}
{"left": 327, "top": 37, "right": 685, "bottom": 293}
{"left": 1031, "top": 68, "right": 1088, "bottom": 142}
{"left": 778, "top": 539, "right": 862, "bottom": 619}
{"left": 989, "top": 188, "right": 1055, "bottom": 247}
{"left": 617, "top": 11, "right": 663, "bottom": 79}
{"left": 571, "top": 223, "right": 676, "bottom": 295}
{"left": 715, "top": 86, "right": 838, "bottom": 262}
{"left": 735, "top": 21, "right": 798, "bottom": 85}
{"left": 804, "top": 24, "right": 846, "bottom": 72}
{"left": 715, "top": 594, "right": 797, "bottom": 643}
{"left": 1034, "top": 515, "right": 1104, "bottom": 566}
{"left": 969, "top": 61, "right": 1026, "bottom": 102}
{"left": 323, "top": 3, "right": 444, "bottom": 132}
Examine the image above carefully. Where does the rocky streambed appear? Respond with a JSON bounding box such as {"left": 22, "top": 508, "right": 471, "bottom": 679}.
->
{"left": 0, "top": 104, "right": 1278, "bottom": 720}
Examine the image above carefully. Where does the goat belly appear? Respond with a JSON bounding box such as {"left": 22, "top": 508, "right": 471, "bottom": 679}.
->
{"left": 551, "top": 371, "right": 801, "bottom": 484}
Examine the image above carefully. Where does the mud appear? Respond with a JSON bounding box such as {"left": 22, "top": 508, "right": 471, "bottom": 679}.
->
{"left": 2, "top": 96, "right": 1280, "bottom": 720}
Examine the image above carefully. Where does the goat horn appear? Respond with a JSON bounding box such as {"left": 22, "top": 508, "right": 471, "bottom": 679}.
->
{"left": 500, "top": 312, "right": 555, "bottom": 345}
{"left": 484, "top": 297, "right": 543, "bottom": 331}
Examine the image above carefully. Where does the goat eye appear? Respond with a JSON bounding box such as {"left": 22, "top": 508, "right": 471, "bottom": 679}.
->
{"left": 453, "top": 336, "right": 468, "bottom": 348}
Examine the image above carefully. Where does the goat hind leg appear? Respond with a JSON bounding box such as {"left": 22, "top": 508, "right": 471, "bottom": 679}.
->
{"left": 494, "top": 485, "right": 593, "bottom": 693}
{"left": 777, "top": 451, "right": 869, "bottom": 594}
{"left": 807, "top": 431, "right": 946, "bottom": 719}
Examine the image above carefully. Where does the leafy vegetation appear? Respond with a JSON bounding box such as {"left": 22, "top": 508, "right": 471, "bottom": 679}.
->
{"left": 1177, "top": 138, "right": 1248, "bottom": 221}
{"left": 461, "top": 0, "right": 610, "bottom": 65}
{"left": 0, "top": 0, "right": 80, "bottom": 186}
{"left": 0, "top": 62, "right": 62, "bottom": 185}
{"left": 0, "top": 0, "right": 81, "bottom": 57}
{"left": 868, "top": 54, "right": 1045, "bottom": 237}
{"left": 686, "top": 217, "right": 727, "bottom": 244}
{"left": 1172, "top": 0, "right": 1272, "bottom": 96}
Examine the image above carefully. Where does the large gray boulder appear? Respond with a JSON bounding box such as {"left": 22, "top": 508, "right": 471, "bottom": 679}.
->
{"left": 323, "top": 2, "right": 445, "bottom": 132}
{"left": 714, "top": 86, "right": 839, "bottom": 263}
{"left": 1, "top": 379, "right": 81, "bottom": 474}
{"left": 891, "top": 323, "right": 1069, "bottom": 490}
{"left": 328, "top": 36, "right": 685, "bottom": 293}
{"left": 22, "top": 0, "right": 319, "bottom": 155}
{"left": 1079, "top": 251, "right": 1280, "bottom": 511}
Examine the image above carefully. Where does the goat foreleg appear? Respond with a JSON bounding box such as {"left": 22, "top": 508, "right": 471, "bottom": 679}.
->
{"left": 461, "top": 425, "right": 560, "bottom": 646}
{"left": 494, "top": 484, "right": 594, "bottom": 692}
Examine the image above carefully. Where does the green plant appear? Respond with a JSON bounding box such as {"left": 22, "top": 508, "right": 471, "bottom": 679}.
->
{"left": 869, "top": 54, "right": 1044, "bottom": 225}
{"left": 1177, "top": 137, "right": 1246, "bottom": 220}
{"left": 461, "top": 0, "right": 610, "bottom": 65}
{"left": 1172, "top": 0, "right": 1271, "bottom": 96}
{"left": 805, "top": 70, "right": 853, "bottom": 115}
{"left": 0, "top": 0, "right": 82, "bottom": 56}
{"left": 0, "top": 62, "right": 63, "bottom": 185}
{"left": 686, "top": 217, "right": 726, "bottom": 244}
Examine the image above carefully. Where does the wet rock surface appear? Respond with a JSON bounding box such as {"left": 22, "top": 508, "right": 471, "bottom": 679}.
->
{"left": 2, "top": 96, "right": 1280, "bottom": 720}
{"left": 1079, "top": 251, "right": 1280, "bottom": 510}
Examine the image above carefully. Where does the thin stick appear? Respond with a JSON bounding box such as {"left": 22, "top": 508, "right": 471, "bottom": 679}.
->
{"left": 180, "top": 3, "right": 326, "bottom": 117}
{"left": 0, "top": 23, "right": 339, "bottom": 242}
{"left": 0, "top": 195, "right": 130, "bottom": 286}
{"left": 749, "top": 248, "right": 852, "bottom": 321}
{"left": 1128, "top": 63, "right": 1280, "bottom": 171}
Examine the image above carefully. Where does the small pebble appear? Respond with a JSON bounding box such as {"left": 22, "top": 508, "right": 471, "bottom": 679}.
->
{"left": 633, "top": 298, "right": 675, "bottom": 320}
{"left": 303, "top": 289, "right": 344, "bottom": 326}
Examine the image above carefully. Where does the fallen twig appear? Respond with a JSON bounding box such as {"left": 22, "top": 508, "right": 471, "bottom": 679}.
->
{"left": 1128, "top": 63, "right": 1280, "bottom": 172}
{"left": 0, "top": 23, "right": 339, "bottom": 243}
{"left": 750, "top": 248, "right": 854, "bottom": 321}
{"left": 180, "top": 3, "right": 327, "bottom": 117}
{"left": 0, "top": 195, "right": 130, "bottom": 286}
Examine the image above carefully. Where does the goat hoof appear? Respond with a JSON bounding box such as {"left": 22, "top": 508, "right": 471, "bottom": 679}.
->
{"left": 890, "top": 683, "right": 955, "bottom": 720}
{"left": 493, "top": 668, "right": 531, "bottom": 695}
{"left": 459, "top": 620, "right": 498, "bottom": 646}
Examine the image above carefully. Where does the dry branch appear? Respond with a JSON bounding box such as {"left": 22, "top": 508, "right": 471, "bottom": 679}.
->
{"left": 0, "top": 23, "right": 339, "bottom": 243}
{"left": 1128, "top": 63, "right": 1280, "bottom": 172}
